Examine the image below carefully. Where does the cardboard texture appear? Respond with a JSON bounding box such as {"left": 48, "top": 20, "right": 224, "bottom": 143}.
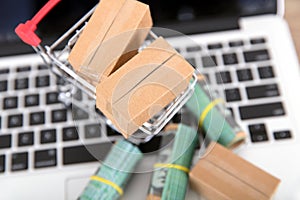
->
{"left": 96, "top": 37, "right": 194, "bottom": 137}
{"left": 189, "top": 142, "right": 281, "bottom": 200}
{"left": 68, "top": 0, "right": 152, "bottom": 84}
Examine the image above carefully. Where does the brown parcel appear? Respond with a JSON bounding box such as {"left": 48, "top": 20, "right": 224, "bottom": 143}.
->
{"left": 189, "top": 142, "right": 281, "bottom": 200}
{"left": 68, "top": 0, "right": 152, "bottom": 85}
{"left": 96, "top": 37, "right": 194, "bottom": 138}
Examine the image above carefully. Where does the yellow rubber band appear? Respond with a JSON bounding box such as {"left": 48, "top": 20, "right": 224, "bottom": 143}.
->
{"left": 199, "top": 98, "right": 224, "bottom": 128}
{"left": 90, "top": 175, "right": 123, "bottom": 196}
{"left": 154, "top": 163, "right": 190, "bottom": 173}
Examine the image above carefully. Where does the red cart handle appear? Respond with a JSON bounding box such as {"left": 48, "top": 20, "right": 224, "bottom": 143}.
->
{"left": 15, "top": 0, "right": 61, "bottom": 47}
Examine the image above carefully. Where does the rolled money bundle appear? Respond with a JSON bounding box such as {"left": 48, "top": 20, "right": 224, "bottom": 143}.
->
{"left": 79, "top": 139, "right": 143, "bottom": 200}
{"left": 147, "top": 124, "right": 197, "bottom": 200}
{"left": 186, "top": 74, "right": 246, "bottom": 148}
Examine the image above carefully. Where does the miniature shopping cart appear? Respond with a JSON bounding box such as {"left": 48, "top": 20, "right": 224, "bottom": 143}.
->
{"left": 15, "top": 0, "right": 197, "bottom": 142}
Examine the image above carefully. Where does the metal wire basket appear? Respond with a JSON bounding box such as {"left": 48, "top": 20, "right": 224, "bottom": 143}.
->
{"left": 15, "top": 0, "right": 197, "bottom": 142}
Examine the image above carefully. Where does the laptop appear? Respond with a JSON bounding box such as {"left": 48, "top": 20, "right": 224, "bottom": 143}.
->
{"left": 1, "top": 0, "right": 300, "bottom": 199}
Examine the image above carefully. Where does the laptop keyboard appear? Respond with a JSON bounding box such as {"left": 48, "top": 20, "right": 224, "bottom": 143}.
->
{"left": 177, "top": 35, "right": 292, "bottom": 144}
{"left": 0, "top": 34, "right": 294, "bottom": 175}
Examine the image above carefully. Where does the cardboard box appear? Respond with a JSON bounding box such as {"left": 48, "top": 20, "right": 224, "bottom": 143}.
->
{"left": 96, "top": 37, "right": 194, "bottom": 137}
{"left": 68, "top": 0, "right": 152, "bottom": 85}
{"left": 189, "top": 142, "right": 281, "bottom": 200}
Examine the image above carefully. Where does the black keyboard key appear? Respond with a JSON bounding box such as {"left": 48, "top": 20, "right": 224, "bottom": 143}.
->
{"left": 237, "top": 69, "right": 253, "bottom": 82}
{"left": 25, "top": 94, "right": 39, "bottom": 107}
{"left": 226, "top": 107, "right": 234, "bottom": 118}
{"left": 36, "top": 75, "right": 50, "bottom": 88}
{"left": 246, "top": 84, "right": 280, "bottom": 99}
{"left": 34, "top": 149, "right": 57, "bottom": 169}
{"left": 18, "top": 132, "right": 34, "bottom": 147}
{"left": 258, "top": 66, "right": 275, "bottom": 79}
{"left": 3, "top": 96, "right": 18, "bottom": 109}
{"left": 229, "top": 40, "right": 244, "bottom": 47}
{"left": 0, "top": 155, "right": 5, "bottom": 173}
{"left": 186, "top": 58, "right": 196, "bottom": 67}
{"left": 11, "top": 152, "right": 28, "bottom": 171}
{"left": 186, "top": 46, "right": 201, "bottom": 52}
{"left": 40, "top": 129, "right": 56, "bottom": 144}
{"left": 0, "top": 135, "right": 11, "bottom": 149}
{"left": 15, "top": 78, "right": 29, "bottom": 90}
{"left": 208, "top": 43, "right": 223, "bottom": 49}
{"left": 17, "top": 66, "right": 31, "bottom": 72}
{"left": 202, "top": 55, "right": 217, "bottom": 67}
{"left": 239, "top": 102, "right": 285, "bottom": 120}
{"left": 38, "top": 65, "right": 48, "bottom": 70}
{"left": 0, "top": 68, "right": 9, "bottom": 74}
{"left": 63, "top": 127, "right": 79, "bottom": 141}
{"left": 249, "top": 124, "right": 269, "bottom": 142}
{"left": 52, "top": 109, "right": 67, "bottom": 123}
{"left": 8, "top": 114, "right": 23, "bottom": 128}
{"left": 46, "top": 92, "right": 59, "bottom": 104}
{"left": 250, "top": 38, "right": 266, "bottom": 45}
{"left": 30, "top": 111, "right": 45, "bottom": 125}
{"left": 216, "top": 71, "right": 232, "bottom": 84}
{"left": 225, "top": 88, "right": 242, "bottom": 102}
{"left": 73, "top": 89, "right": 83, "bottom": 101}
{"left": 244, "top": 49, "right": 270, "bottom": 62}
{"left": 85, "top": 124, "right": 101, "bottom": 139}
{"left": 0, "top": 80, "right": 8, "bottom": 92}
{"left": 106, "top": 126, "right": 120, "bottom": 137}
{"left": 63, "top": 143, "right": 112, "bottom": 165}
{"left": 72, "top": 106, "right": 89, "bottom": 120}
{"left": 223, "top": 53, "right": 238, "bottom": 65}
{"left": 274, "top": 130, "right": 292, "bottom": 140}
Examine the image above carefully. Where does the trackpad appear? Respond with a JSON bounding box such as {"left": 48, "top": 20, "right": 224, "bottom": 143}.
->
{"left": 65, "top": 176, "right": 90, "bottom": 200}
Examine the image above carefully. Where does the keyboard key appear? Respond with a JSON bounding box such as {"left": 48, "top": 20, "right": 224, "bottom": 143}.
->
{"left": 17, "top": 66, "right": 31, "bottom": 72}
{"left": 249, "top": 124, "right": 269, "bottom": 142}
{"left": 258, "top": 66, "right": 275, "bottom": 79}
{"left": 3, "top": 96, "right": 18, "bottom": 109}
{"left": 0, "top": 135, "right": 11, "bottom": 149}
{"left": 63, "top": 127, "right": 79, "bottom": 141}
{"left": 223, "top": 53, "right": 238, "bottom": 65}
{"left": 72, "top": 106, "right": 89, "bottom": 120}
{"left": 0, "top": 80, "right": 8, "bottom": 92}
{"left": 229, "top": 40, "right": 244, "bottom": 47}
{"left": 34, "top": 149, "right": 57, "bottom": 169}
{"left": 46, "top": 92, "right": 59, "bottom": 104}
{"left": 18, "top": 132, "right": 34, "bottom": 147}
{"left": 52, "top": 109, "right": 67, "bottom": 123}
{"left": 7, "top": 114, "right": 23, "bottom": 128}
{"left": 208, "top": 43, "right": 223, "bottom": 49}
{"left": 0, "top": 68, "right": 9, "bottom": 74}
{"left": 85, "top": 124, "right": 101, "bottom": 139}
{"left": 246, "top": 84, "right": 280, "bottom": 99}
{"left": 36, "top": 75, "right": 50, "bottom": 88}
{"left": 0, "top": 155, "right": 5, "bottom": 173}
{"left": 202, "top": 55, "right": 217, "bottom": 67}
{"left": 216, "top": 71, "right": 232, "bottom": 84}
{"left": 30, "top": 111, "right": 45, "bottom": 125}
{"left": 236, "top": 69, "right": 253, "bottom": 82}
{"left": 274, "top": 130, "right": 292, "bottom": 140}
{"left": 40, "top": 129, "right": 57, "bottom": 144}
{"left": 226, "top": 107, "right": 234, "bottom": 118}
{"left": 63, "top": 142, "right": 112, "bottom": 165}
{"left": 239, "top": 102, "right": 285, "bottom": 120}
{"left": 186, "top": 58, "right": 196, "bottom": 67}
{"left": 244, "top": 49, "right": 270, "bottom": 62}
{"left": 106, "top": 126, "right": 120, "bottom": 137}
{"left": 38, "top": 65, "right": 48, "bottom": 70}
{"left": 15, "top": 78, "right": 29, "bottom": 90}
{"left": 225, "top": 88, "right": 242, "bottom": 102}
{"left": 11, "top": 152, "right": 28, "bottom": 171}
{"left": 0, "top": 116, "right": 1, "bottom": 129}
{"left": 25, "top": 94, "right": 39, "bottom": 107}
{"left": 186, "top": 46, "right": 201, "bottom": 52}
{"left": 250, "top": 38, "right": 266, "bottom": 45}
